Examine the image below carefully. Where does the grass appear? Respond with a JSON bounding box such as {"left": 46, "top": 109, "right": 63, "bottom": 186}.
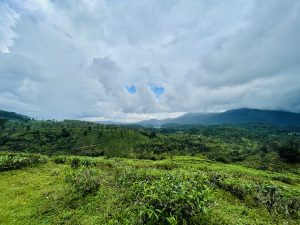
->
{"left": 0, "top": 162, "right": 66, "bottom": 225}
{"left": 0, "top": 154, "right": 299, "bottom": 224}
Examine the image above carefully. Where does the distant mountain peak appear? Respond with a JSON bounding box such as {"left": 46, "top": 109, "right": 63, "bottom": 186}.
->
{"left": 137, "top": 108, "right": 300, "bottom": 127}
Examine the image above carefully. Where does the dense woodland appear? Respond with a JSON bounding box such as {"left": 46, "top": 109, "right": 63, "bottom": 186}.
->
{"left": 0, "top": 111, "right": 299, "bottom": 224}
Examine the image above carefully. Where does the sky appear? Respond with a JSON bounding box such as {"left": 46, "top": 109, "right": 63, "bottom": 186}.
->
{"left": 0, "top": 0, "right": 300, "bottom": 122}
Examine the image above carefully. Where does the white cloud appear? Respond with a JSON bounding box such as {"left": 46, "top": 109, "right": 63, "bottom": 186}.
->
{"left": 0, "top": 0, "right": 299, "bottom": 121}
{"left": 0, "top": 2, "right": 19, "bottom": 53}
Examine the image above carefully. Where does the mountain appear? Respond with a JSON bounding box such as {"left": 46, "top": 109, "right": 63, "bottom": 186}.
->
{"left": 96, "top": 120, "right": 126, "bottom": 125}
{"left": 0, "top": 110, "right": 31, "bottom": 122}
{"left": 137, "top": 108, "right": 300, "bottom": 127}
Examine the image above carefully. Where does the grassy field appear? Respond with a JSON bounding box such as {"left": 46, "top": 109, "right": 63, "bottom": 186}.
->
{"left": 0, "top": 153, "right": 299, "bottom": 225}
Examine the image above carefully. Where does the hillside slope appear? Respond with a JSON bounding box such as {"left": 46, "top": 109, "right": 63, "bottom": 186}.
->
{"left": 0, "top": 110, "right": 31, "bottom": 122}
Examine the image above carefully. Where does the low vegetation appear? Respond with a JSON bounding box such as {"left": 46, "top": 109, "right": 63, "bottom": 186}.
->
{"left": 0, "top": 113, "right": 299, "bottom": 224}
{"left": 0, "top": 152, "right": 47, "bottom": 171}
{"left": 0, "top": 119, "right": 299, "bottom": 171}
{"left": 0, "top": 153, "right": 299, "bottom": 224}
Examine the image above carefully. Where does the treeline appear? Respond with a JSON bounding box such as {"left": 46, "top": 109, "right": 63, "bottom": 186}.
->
{"left": 0, "top": 119, "right": 299, "bottom": 172}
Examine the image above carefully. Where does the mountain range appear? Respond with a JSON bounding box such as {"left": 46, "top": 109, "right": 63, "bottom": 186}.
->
{"left": 1, "top": 108, "right": 300, "bottom": 127}
{"left": 136, "top": 108, "right": 300, "bottom": 127}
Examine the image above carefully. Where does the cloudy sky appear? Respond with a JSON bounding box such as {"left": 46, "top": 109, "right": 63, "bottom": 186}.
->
{"left": 0, "top": 0, "right": 300, "bottom": 122}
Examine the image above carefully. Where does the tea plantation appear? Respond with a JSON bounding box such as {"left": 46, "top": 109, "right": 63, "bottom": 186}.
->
{"left": 0, "top": 153, "right": 299, "bottom": 224}
{"left": 0, "top": 115, "right": 299, "bottom": 224}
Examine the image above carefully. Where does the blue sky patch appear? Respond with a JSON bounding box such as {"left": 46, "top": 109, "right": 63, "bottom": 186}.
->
{"left": 151, "top": 86, "right": 164, "bottom": 98}
{"left": 126, "top": 85, "right": 136, "bottom": 94}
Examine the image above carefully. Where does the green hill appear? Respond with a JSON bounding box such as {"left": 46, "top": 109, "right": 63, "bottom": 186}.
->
{"left": 0, "top": 115, "right": 299, "bottom": 171}
{"left": 0, "top": 110, "right": 31, "bottom": 121}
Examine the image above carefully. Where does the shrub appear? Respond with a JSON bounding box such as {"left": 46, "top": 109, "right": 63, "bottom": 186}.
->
{"left": 65, "top": 168, "right": 101, "bottom": 196}
{"left": 278, "top": 146, "right": 300, "bottom": 163}
{"left": 129, "top": 173, "right": 211, "bottom": 224}
{"left": 271, "top": 139, "right": 300, "bottom": 163}
{"left": 137, "top": 153, "right": 166, "bottom": 161}
{"left": 214, "top": 155, "right": 230, "bottom": 163}
{"left": 272, "top": 175, "right": 295, "bottom": 185}
{"left": 209, "top": 172, "right": 300, "bottom": 217}
{"left": 81, "top": 158, "right": 97, "bottom": 167}
{"left": 116, "top": 168, "right": 161, "bottom": 187}
{"left": 66, "top": 157, "right": 97, "bottom": 168}
{"left": 0, "top": 152, "right": 47, "bottom": 171}
{"left": 70, "top": 158, "right": 81, "bottom": 169}
{"left": 52, "top": 156, "right": 67, "bottom": 164}
{"left": 252, "top": 184, "right": 300, "bottom": 217}
{"left": 154, "top": 162, "right": 178, "bottom": 170}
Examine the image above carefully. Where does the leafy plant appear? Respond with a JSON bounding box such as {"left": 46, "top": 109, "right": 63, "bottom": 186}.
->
{"left": 65, "top": 168, "right": 101, "bottom": 196}
{"left": 0, "top": 152, "right": 47, "bottom": 171}
{"left": 129, "top": 172, "right": 211, "bottom": 224}
{"left": 209, "top": 172, "right": 300, "bottom": 218}
{"left": 70, "top": 158, "right": 81, "bottom": 169}
{"left": 52, "top": 155, "right": 67, "bottom": 164}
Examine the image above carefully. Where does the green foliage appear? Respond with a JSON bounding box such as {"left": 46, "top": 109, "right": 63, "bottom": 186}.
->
{"left": 0, "top": 115, "right": 300, "bottom": 224}
{"left": 0, "top": 119, "right": 7, "bottom": 129}
{"left": 0, "top": 154, "right": 299, "bottom": 224}
{"left": 0, "top": 110, "right": 31, "bottom": 121}
{"left": 117, "top": 169, "right": 211, "bottom": 224}
{"left": 0, "top": 152, "right": 47, "bottom": 171}
{"left": 272, "top": 175, "right": 296, "bottom": 185}
{"left": 52, "top": 155, "right": 67, "bottom": 164}
{"left": 0, "top": 120, "right": 148, "bottom": 157}
{"left": 133, "top": 174, "right": 211, "bottom": 224}
{"left": 65, "top": 168, "right": 101, "bottom": 196}
{"left": 209, "top": 172, "right": 300, "bottom": 218}
{"left": 70, "top": 158, "right": 81, "bottom": 168}
{"left": 80, "top": 158, "right": 97, "bottom": 167}
{"left": 0, "top": 118, "right": 299, "bottom": 173}
{"left": 277, "top": 140, "right": 300, "bottom": 163}
{"left": 61, "top": 127, "right": 71, "bottom": 138}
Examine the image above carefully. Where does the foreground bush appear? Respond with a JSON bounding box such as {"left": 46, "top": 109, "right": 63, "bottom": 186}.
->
{"left": 121, "top": 170, "right": 211, "bottom": 225}
{"left": 51, "top": 155, "right": 67, "bottom": 164}
{"left": 65, "top": 168, "right": 101, "bottom": 196}
{"left": 210, "top": 172, "right": 300, "bottom": 218}
{"left": 0, "top": 152, "right": 47, "bottom": 171}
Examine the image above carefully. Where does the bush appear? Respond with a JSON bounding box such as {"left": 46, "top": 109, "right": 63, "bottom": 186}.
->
{"left": 70, "top": 158, "right": 81, "bottom": 169}
{"left": 252, "top": 184, "right": 300, "bottom": 217}
{"left": 0, "top": 152, "right": 47, "bottom": 171}
{"left": 278, "top": 146, "right": 300, "bottom": 163}
{"left": 272, "top": 175, "right": 295, "bottom": 185}
{"left": 214, "top": 155, "right": 230, "bottom": 163}
{"left": 136, "top": 152, "right": 166, "bottom": 160}
{"left": 52, "top": 156, "right": 67, "bottom": 164}
{"left": 154, "top": 162, "right": 178, "bottom": 170}
{"left": 65, "top": 168, "right": 101, "bottom": 196}
{"left": 81, "top": 158, "right": 97, "bottom": 167}
{"left": 129, "top": 172, "right": 211, "bottom": 224}
{"left": 209, "top": 172, "right": 300, "bottom": 217}
{"left": 67, "top": 157, "right": 96, "bottom": 168}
